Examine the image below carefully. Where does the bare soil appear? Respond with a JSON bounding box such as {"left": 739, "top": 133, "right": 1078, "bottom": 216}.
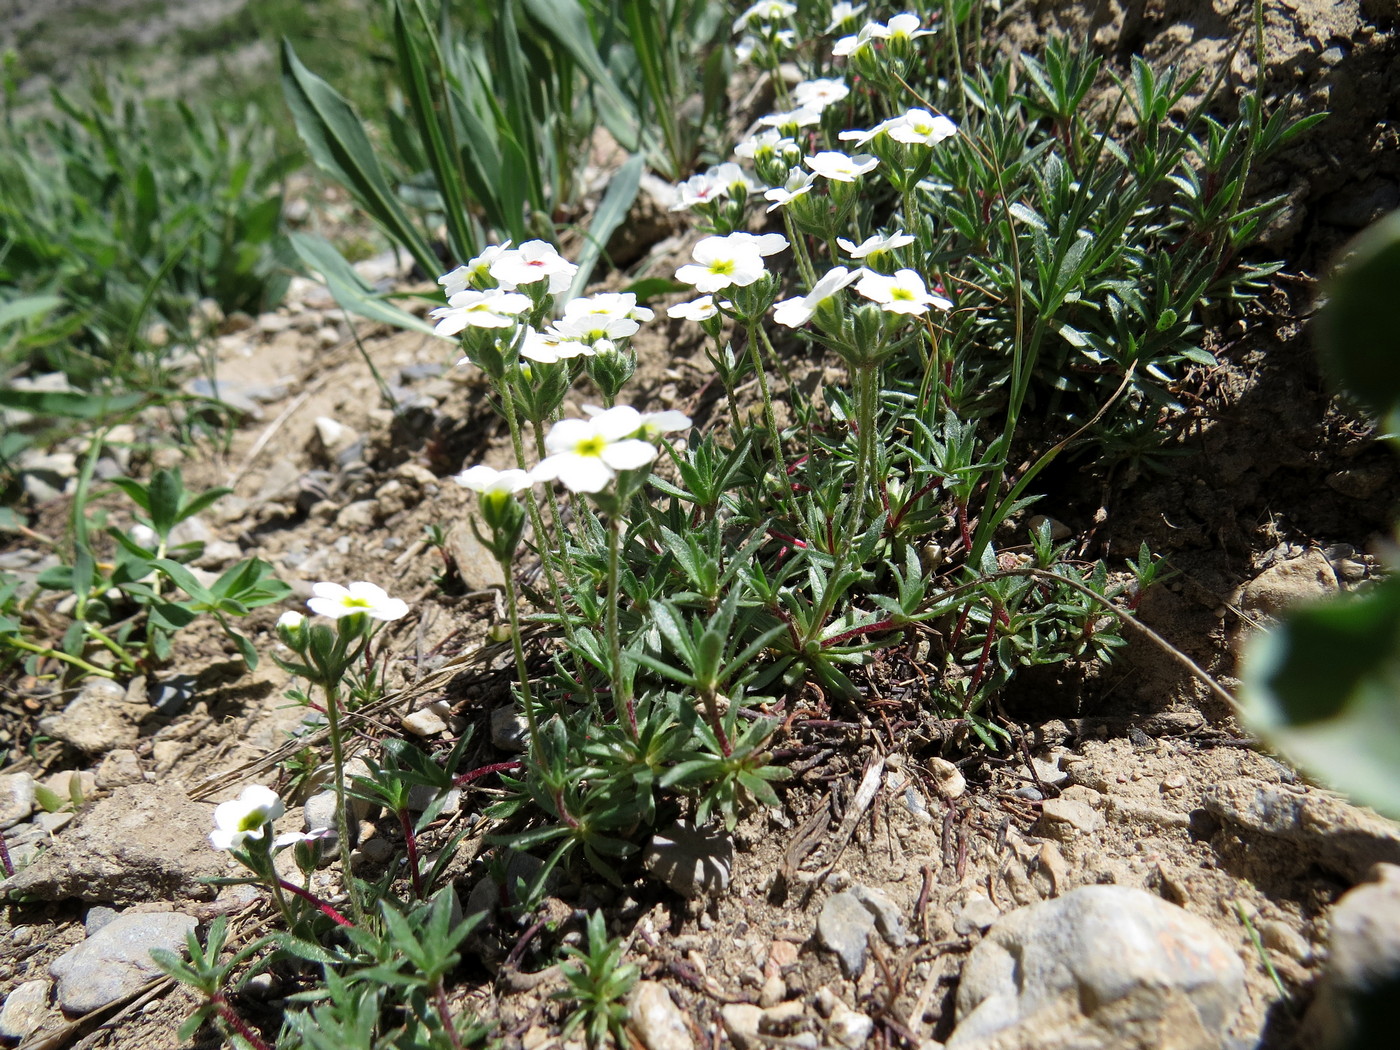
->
{"left": 3, "top": 1, "right": 1400, "bottom": 1048}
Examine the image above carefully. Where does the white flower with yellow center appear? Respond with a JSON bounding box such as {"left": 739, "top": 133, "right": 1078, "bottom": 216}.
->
{"left": 210, "top": 785, "right": 285, "bottom": 851}
{"left": 838, "top": 231, "right": 916, "bottom": 259}
{"left": 805, "top": 150, "right": 879, "bottom": 182}
{"left": 430, "top": 288, "right": 531, "bottom": 336}
{"left": 675, "top": 232, "right": 786, "bottom": 294}
{"left": 307, "top": 581, "right": 409, "bottom": 621}
{"left": 667, "top": 295, "right": 723, "bottom": 321}
{"left": 855, "top": 268, "right": 952, "bottom": 315}
{"left": 888, "top": 109, "right": 958, "bottom": 146}
{"left": 532, "top": 406, "right": 663, "bottom": 494}
{"left": 773, "top": 266, "right": 861, "bottom": 328}
{"left": 793, "top": 78, "right": 850, "bottom": 111}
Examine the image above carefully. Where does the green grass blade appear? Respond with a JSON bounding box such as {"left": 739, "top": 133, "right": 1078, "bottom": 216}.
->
{"left": 288, "top": 232, "right": 440, "bottom": 339}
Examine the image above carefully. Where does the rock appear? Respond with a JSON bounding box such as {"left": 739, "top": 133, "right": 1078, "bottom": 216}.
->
{"left": 445, "top": 519, "right": 506, "bottom": 590}
{"left": 1230, "top": 549, "right": 1338, "bottom": 651}
{"left": 193, "top": 539, "right": 243, "bottom": 570}
{"left": 50, "top": 910, "right": 197, "bottom": 1015}
{"left": 96, "top": 749, "right": 146, "bottom": 788}
{"left": 1258, "top": 919, "right": 1312, "bottom": 964}
{"left": 85, "top": 905, "right": 120, "bottom": 934}
{"left": 760, "top": 1000, "right": 803, "bottom": 1027}
{"left": 628, "top": 981, "right": 695, "bottom": 1050}
{"left": 37, "top": 678, "right": 146, "bottom": 752}
{"left": 927, "top": 757, "right": 966, "bottom": 799}
{"left": 759, "top": 974, "right": 786, "bottom": 1007}
{"left": 402, "top": 704, "right": 449, "bottom": 737}
{"left": 953, "top": 894, "right": 1002, "bottom": 937}
{"left": 490, "top": 706, "right": 529, "bottom": 752}
{"left": 947, "top": 886, "right": 1245, "bottom": 1050}
{"left": 643, "top": 821, "right": 734, "bottom": 898}
{"left": 720, "top": 1004, "right": 764, "bottom": 1050}
{"left": 1202, "top": 780, "right": 1400, "bottom": 883}
{"left": 850, "top": 884, "right": 910, "bottom": 947}
{"left": 1300, "top": 863, "right": 1400, "bottom": 1050}
{"left": 335, "top": 499, "right": 381, "bottom": 529}
{"left": 1031, "top": 755, "right": 1069, "bottom": 788}
{"left": 408, "top": 785, "right": 462, "bottom": 816}
{"left": 818, "top": 891, "right": 877, "bottom": 977}
{"left": 0, "top": 771, "right": 36, "bottom": 829}
{"left": 148, "top": 674, "right": 199, "bottom": 716}
{"left": 2, "top": 783, "right": 226, "bottom": 903}
{"left": 829, "top": 999, "right": 875, "bottom": 1049}
{"left": 0, "top": 979, "right": 52, "bottom": 1039}
{"left": 1037, "top": 797, "right": 1102, "bottom": 839}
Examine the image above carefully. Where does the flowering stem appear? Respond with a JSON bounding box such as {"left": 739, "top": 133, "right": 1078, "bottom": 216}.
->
{"left": 433, "top": 979, "right": 466, "bottom": 1050}
{"left": 275, "top": 878, "right": 354, "bottom": 927}
{"left": 842, "top": 356, "right": 879, "bottom": 553}
{"left": 781, "top": 211, "right": 817, "bottom": 287}
{"left": 322, "top": 683, "right": 364, "bottom": 924}
{"left": 606, "top": 515, "right": 637, "bottom": 738}
{"left": 747, "top": 323, "right": 802, "bottom": 525}
{"left": 4, "top": 636, "right": 117, "bottom": 679}
{"left": 0, "top": 828, "right": 12, "bottom": 877}
{"left": 500, "top": 565, "right": 540, "bottom": 760}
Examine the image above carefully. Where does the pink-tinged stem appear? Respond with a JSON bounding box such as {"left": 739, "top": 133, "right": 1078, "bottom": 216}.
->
{"left": 213, "top": 993, "right": 273, "bottom": 1050}
{"left": 822, "top": 619, "right": 900, "bottom": 649}
{"left": 452, "top": 760, "right": 523, "bottom": 788}
{"left": 275, "top": 879, "right": 354, "bottom": 927}
{"left": 398, "top": 807, "right": 424, "bottom": 899}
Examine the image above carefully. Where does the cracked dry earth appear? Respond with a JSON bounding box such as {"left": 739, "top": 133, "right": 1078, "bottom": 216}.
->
{"left": 5, "top": 0, "right": 1400, "bottom": 1049}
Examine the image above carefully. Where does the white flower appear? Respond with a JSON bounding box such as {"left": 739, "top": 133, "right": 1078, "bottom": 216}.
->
{"left": 430, "top": 288, "right": 531, "bottom": 336}
{"left": 307, "top": 581, "right": 410, "bottom": 621}
{"left": 733, "top": 0, "right": 796, "bottom": 32}
{"left": 532, "top": 406, "right": 661, "bottom": 494}
{"left": 826, "top": 2, "right": 867, "bottom": 33}
{"left": 552, "top": 313, "right": 639, "bottom": 347}
{"left": 673, "top": 172, "right": 727, "bottom": 211}
{"left": 805, "top": 150, "right": 879, "bottom": 182}
{"left": 764, "top": 169, "right": 817, "bottom": 212}
{"left": 734, "top": 129, "right": 794, "bottom": 160}
{"left": 273, "top": 829, "right": 331, "bottom": 851}
{"left": 518, "top": 326, "right": 593, "bottom": 364}
{"left": 837, "top": 116, "right": 902, "bottom": 147}
{"left": 454, "top": 465, "right": 534, "bottom": 496}
{"left": 832, "top": 23, "right": 880, "bottom": 57}
{"left": 210, "top": 785, "right": 285, "bottom": 851}
{"left": 489, "top": 240, "right": 578, "bottom": 294}
{"left": 277, "top": 610, "right": 305, "bottom": 630}
{"left": 793, "top": 78, "right": 850, "bottom": 111}
{"left": 887, "top": 109, "right": 958, "bottom": 146}
{"left": 855, "top": 268, "right": 952, "bottom": 315}
{"left": 636, "top": 409, "right": 694, "bottom": 439}
{"left": 884, "top": 12, "right": 935, "bottom": 43}
{"left": 438, "top": 242, "right": 512, "bottom": 297}
{"left": 675, "top": 232, "right": 786, "bottom": 294}
{"left": 563, "top": 292, "right": 654, "bottom": 325}
{"left": 773, "top": 266, "right": 861, "bottom": 327}
{"left": 667, "top": 295, "right": 721, "bottom": 321}
{"left": 838, "top": 231, "right": 916, "bottom": 258}
{"left": 757, "top": 107, "right": 823, "bottom": 131}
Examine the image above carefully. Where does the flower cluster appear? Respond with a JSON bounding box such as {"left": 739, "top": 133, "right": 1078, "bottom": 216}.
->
{"left": 457, "top": 406, "right": 691, "bottom": 497}
{"left": 431, "top": 239, "right": 578, "bottom": 337}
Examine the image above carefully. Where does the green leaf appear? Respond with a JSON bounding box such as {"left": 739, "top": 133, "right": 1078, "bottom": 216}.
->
{"left": 1318, "top": 208, "right": 1400, "bottom": 434}
{"left": 0, "top": 389, "right": 145, "bottom": 420}
{"left": 148, "top": 469, "right": 183, "bottom": 540}
{"left": 0, "top": 294, "right": 64, "bottom": 331}
{"left": 288, "top": 232, "right": 441, "bottom": 337}
{"left": 1240, "top": 576, "right": 1400, "bottom": 821}
{"left": 280, "top": 39, "right": 439, "bottom": 278}
{"left": 566, "top": 153, "right": 644, "bottom": 301}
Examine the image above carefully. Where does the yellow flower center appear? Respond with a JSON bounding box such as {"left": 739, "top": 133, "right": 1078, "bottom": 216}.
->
{"left": 709, "top": 260, "right": 736, "bottom": 275}
{"left": 576, "top": 436, "right": 607, "bottom": 456}
{"left": 891, "top": 288, "right": 914, "bottom": 300}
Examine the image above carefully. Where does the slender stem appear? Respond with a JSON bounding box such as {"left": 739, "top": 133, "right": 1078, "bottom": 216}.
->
{"left": 212, "top": 994, "right": 273, "bottom": 1050}
{"left": 397, "top": 807, "right": 424, "bottom": 900}
{"left": 747, "top": 323, "right": 802, "bottom": 525}
{"left": 275, "top": 878, "right": 354, "bottom": 927}
{"left": 781, "top": 211, "right": 817, "bottom": 287}
{"left": 0, "top": 828, "right": 13, "bottom": 877}
{"left": 605, "top": 515, "right": 636, "bottom": 738}
{"left": 501, "top": 566, "right": 540, "bottom": 758}
{"left": 5, "top": 637, "right": 117, "bottom": 679}
{"left": 433, "top": 980, "right": 466, "bottom": 1050}
{"left": 322, "top": 683, "right": 364, "bottom": 924}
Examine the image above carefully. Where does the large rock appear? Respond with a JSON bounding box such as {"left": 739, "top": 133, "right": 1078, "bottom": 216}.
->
{"left": 1300, "top": 863, "right": 1400, "bottom": 1050}
{"left": 50, "top": 910, "right": 197, "bottom": 1014}
{"left": 2, "top": 784, "right": 224, "bottom": 903}
{"left": 947, "top": 886, "right": 1245, "bottom": 1050}
{"left": 1202, "top": 780, "right": 1400, "bottom": 883}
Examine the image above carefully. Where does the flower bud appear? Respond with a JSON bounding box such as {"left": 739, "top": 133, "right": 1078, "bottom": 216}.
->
{"left": 276, "top": 610, "right": 308, "bottom": 650}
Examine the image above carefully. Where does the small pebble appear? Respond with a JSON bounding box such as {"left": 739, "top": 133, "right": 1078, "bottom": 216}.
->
{"left": 1161, "top": 774, "right": 1188, "bottom": 792}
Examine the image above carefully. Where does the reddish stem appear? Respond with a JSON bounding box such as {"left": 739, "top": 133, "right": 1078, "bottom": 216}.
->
{"left": 275, "top": 879, "right": 354, "bottom": 927}
{"left": 212, "top": 993, "right": 273, "bottom": 1050}
{"left": 822, "top": 619, "right": 900, "bottom": 649}
{"left": 452, "top": 760, "right": 523, "bottom": 788}
{"left": 398, "top": 807, "right": 424, "bottom": 899}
